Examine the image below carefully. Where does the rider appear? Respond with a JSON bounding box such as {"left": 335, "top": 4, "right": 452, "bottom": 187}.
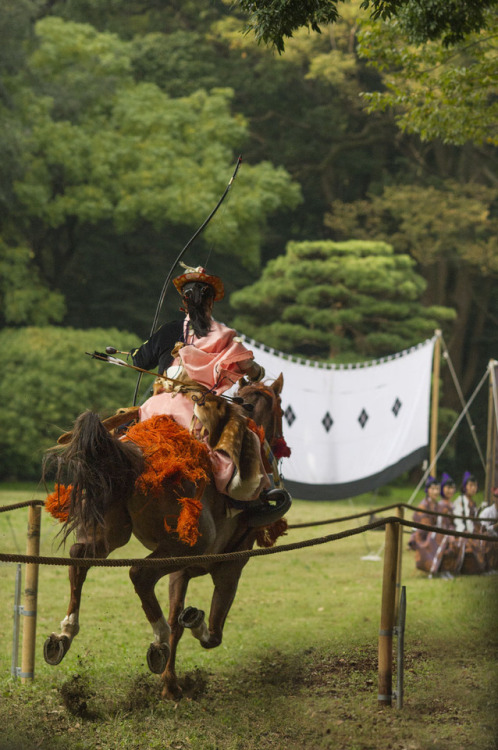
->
{"left": 128, "top": 264, "right": 291, "bottom": 523}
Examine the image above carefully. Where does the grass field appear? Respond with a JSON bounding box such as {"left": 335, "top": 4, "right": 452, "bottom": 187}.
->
{"left": 1, "top": 483, "right": 497, "bottom": 750}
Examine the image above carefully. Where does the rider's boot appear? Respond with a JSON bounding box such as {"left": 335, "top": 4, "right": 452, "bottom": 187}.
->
{"left": 242, "top": 487, "right": 292, "bottom": 527}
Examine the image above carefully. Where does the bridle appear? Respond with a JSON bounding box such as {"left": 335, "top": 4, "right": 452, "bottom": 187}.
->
{"left": 237, "top": 382, "right": 284, "bottom": 448}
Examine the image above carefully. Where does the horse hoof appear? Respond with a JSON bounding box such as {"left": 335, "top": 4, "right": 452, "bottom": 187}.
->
{"left": 200, "top": 634, "right": 221, "bottom": 650}
{"left": 43, "top": 634, "right": 70, "bottom": 665}
{"left": 147, "top": 643, "right": 170, "bottom": 674}
{"left": 178, "top": 606, "right": 205, "bottom": 630}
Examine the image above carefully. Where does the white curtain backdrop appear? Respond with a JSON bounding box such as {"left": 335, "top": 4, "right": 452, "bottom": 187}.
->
{"left": 240, "top": 336, "right": 436, "bottom": 500}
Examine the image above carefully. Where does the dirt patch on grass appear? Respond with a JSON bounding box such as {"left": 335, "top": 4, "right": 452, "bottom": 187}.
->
{"left": 178, "top": 668, "right": 211, "bottom": 699}
{"left": 59, "top": 673, "right": 99, "bottom": 719}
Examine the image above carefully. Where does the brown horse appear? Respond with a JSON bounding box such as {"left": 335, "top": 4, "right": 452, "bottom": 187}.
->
{"left": 43, "top": 375, "right": 289, "bottom": 700}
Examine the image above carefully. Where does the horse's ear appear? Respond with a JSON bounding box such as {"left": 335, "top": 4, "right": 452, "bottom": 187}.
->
{"left": 238, "top": 377, "right": 250, "bottom": 389}
{"left": 271, "top": 373, "right": 284, "bottom": 396}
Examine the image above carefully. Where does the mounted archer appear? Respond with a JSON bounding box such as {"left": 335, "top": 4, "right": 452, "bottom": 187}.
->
{"left": 123, "top": 264, "right": 291, "bottom": 525}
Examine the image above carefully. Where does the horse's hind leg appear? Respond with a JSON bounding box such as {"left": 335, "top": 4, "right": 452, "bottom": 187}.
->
{"left": 44, "top": 538, "right": 104, "bottom": 664}
{"left": 162, "top": 569, "right": 191, "bottom": 700}
{"left": 129, "top": 552, "right": 173, "bottom": 680}
{"left": 44, "top": 510, "right": 132, "bottom": 666}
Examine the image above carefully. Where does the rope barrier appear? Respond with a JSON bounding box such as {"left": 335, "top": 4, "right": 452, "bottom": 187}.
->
{"left": 0, "top": 500, "right": 45, "bottom": 514}
{"left": 0, "top": 516, "right": 495, "bottom": 568}
{"left": 288, "top": 501, "right": 488, "bottom": 528}
{"left": 0, "top": 498, "right": 479, "bottom": 524}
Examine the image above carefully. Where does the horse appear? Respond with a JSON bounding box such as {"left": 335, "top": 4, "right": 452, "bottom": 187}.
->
{"left": 43, "top": 375, "right": 290, "bottom": 700}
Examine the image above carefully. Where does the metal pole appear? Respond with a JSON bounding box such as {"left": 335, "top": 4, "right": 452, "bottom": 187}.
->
{"left": 430, "top": 331, "right": 441, "bottom": 475}
{"left": 394, "top": 505, "right": 404, "bottom": 622}
{"left": 20, "top": 504, "right": 41, "bottom": 682}
{"left": 396, "top": 586, "right": 406, "bottom": 709}
{"left": 11, "top": 564, "right": 22, "bottom": 678}
{"left": 378, "top": 520, "right": 399, "bottom": 706}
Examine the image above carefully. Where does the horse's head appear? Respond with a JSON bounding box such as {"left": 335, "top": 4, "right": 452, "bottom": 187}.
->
{"left": 236, "top": 374, "right": 290, "bottom": 458}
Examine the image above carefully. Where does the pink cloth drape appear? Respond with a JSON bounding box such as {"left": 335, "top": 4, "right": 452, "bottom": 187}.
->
{"left": 138, "top": 319, "right": 265, "bottom": 500}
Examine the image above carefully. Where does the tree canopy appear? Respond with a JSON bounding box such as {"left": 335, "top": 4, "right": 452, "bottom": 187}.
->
{"left": 235, "top": 0, "right": 496, "bottom": 51}
{"left": 0, "top": 14, "right": 301, "bottom": 331}
{"left": 230, "top": 239, "right": 455, "bottom": 360}
{"left": 358, "top": 9, "right": 498, "bottom": 145}
{"left": 326, "top": 182, "right": 498, "bottom": 397}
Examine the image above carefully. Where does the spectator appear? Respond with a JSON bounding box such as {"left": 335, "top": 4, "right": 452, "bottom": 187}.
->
{"left": 453, "top": 472, "right": 479, "bottom": 533}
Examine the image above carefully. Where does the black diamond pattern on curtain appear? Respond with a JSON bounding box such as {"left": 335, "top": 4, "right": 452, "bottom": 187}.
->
{"left": 284, "top": 405, "right": 296, "bottom": 427}
{"left": 322, "top": 412, "right": 334, "bottom": 432}
{"left": 358, "top": 408, "right": 369, "bottom": 429}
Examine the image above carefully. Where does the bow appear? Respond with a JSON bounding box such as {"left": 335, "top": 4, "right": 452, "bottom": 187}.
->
{"left": 132, "top": 155, "right": 242, "bottom": 405}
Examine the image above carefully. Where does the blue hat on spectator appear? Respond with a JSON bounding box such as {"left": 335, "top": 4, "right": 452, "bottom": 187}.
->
{"left": 440, "top": 472, "right": 455, "bottom": 496}
{"left": 462, "top": 471, "right": 477, "bottom": 492}
{"left": 425, "top": 475, "right": 438, "bottom": 492}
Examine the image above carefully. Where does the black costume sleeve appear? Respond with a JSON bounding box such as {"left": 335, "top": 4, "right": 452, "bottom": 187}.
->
{"left": 130, "top": 320, "right": 184, "bottom": 374}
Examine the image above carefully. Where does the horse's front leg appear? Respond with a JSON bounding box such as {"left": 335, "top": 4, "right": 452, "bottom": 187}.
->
{"left": 181, "top": 560, "right": 248, "bottom": 650}
{"left": 129, "top": 553, "right": 173, "bottom": 682}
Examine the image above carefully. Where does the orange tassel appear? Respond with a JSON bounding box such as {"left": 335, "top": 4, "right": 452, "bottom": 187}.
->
{"left": 45, "top": 484, "right": 73, "bottom": 522}
{"left": 125, "top": 416, "right": 211, "bottom": 545}
{"left": 255, "top": 518, "right": 288, "bottom": 548}
{"left": 247, "top": 419, "right": 265, "bottom": 445}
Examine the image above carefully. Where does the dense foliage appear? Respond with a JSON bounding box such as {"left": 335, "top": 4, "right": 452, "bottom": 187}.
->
{"left": 0, "top": 0, "right": 496, "bottom": 478}
{"left": 231, "top": 240, "right": 455, "bottom": 360}
{"left": 358, "top": 9, "right": 498, "bottom": 146}
{"left": 0, "top": 327, "right": 141, "bottom": 479}
{"left": 235, "top": 0, "right": 497, "bottom": 50}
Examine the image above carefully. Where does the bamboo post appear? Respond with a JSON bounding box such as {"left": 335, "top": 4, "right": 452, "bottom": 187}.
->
{"left": 484, "top": 362, "right": 497, "bottom": 506}
{"left": 394, "top": 506, "right": 404, "bottom": 622}
{"left": 21, "top": 504, "right": 41, "bottom": 682}
{"left": 378, "top": 520, "right": 399, "bottom": 706}
{"left": 429, "top": 331, "right": 442, "bottom": 475}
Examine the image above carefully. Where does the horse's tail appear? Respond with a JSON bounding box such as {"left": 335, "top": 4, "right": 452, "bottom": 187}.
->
{"left": 44, "top": 410, "right": 144, "bottom": 544}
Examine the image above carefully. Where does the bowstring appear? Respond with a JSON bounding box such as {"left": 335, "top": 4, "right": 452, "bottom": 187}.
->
{"left": 132, "top": 156, "right": 242, "bottom": 406}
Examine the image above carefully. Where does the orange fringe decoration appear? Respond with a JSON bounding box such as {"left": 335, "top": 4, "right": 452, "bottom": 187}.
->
{"left": 255, "top": 517, "right": 288, "bottom": 548}
{"left": 247, "top": 418, "right": 265, "bottom": 445}
{"left": 45, "top": 484, "right": 73, "bottom": 522}
{"left": 125, "top": 416, "right": 212, "bottom": 546}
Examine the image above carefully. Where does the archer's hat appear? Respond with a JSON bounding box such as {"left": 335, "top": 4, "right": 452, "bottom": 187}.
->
{"left": 173, "top": 264, "right": 224, "bottom": 301}
{"left": 440, "top": 471, "right": 455, "bottom": 496}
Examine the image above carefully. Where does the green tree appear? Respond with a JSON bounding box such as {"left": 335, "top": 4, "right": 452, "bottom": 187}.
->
{"left": 234, "top": 0, "right": 495, "bottom": 52}
{"left": 0, "top": 326, "right": 141, "bottom": 479}
{"left": 0, "top": 240, "right": 65, "bottom": 326}
{"left": 1, "top": 16, "right": 300, "bottom": 331}
{"left": 326, "top": 182, "right": 498, "bottom": 396}
{"left": 357, "top": 9, "right": 498, "bottom": 145}
{"left": 230, "top": 239, "right": 455, "bottom": 360}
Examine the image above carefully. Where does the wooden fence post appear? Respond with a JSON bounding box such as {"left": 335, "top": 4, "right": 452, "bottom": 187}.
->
{"left": 378, "top": 520, "right": 399, "bottom": 706}
{"left": 21, "top": 504, "right": 41, "bottom": 682}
